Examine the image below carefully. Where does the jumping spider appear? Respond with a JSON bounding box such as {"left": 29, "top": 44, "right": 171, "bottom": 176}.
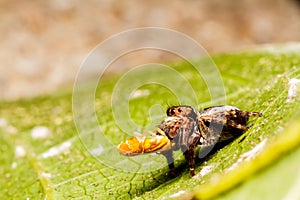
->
{"left": 159, "top": 105, "right": 262, "bottom": 176}
{"left": 118, "top": 105, "right": 262, "bottom": 176}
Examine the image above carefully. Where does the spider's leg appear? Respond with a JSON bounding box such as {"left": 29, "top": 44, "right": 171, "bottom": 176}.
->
{"left": 200, "top": 114, "right": 228, "bottom": 125}
{"left": 181, "top": 123, "right": 201, "bottom": 176}
{"left": 161, "top": 150, "right": 176, "bottom": 177}
{"left": 197, "top": 119, "right": 209, "bottom": 139}
{"left": 245, "top": 111, "right": 262, "bottom": 117}
{"left": 176, "top": 116, "right": 200, "bottom": 176}
{"left": 230, "top": 110, "right": 262, "bottom": 117}
{"left": 197, "top": 119, "right": 217, "bottom": 145}
{"left": 183, "top": 148, "right": 195, "bottom": 176}
{"left": 200, "top": 116, "right": 225, "bottom": 144}
{"left": 183, "top": 131, "right": 200, "bottom": 176}
{"left": 228, "top": 120, "right": 248, "bottom": 130}
{"left": 199, "top": 115, "right": 213, "bottom": 123}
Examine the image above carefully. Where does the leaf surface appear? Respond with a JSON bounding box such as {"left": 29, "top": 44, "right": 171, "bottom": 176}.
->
{"left": 1, "top": 45, "right": 300, "bottom": 199}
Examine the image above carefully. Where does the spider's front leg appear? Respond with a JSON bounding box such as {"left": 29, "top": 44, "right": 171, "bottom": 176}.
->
{"left": 182, "top": 130, "right": 201, "bottom": 176}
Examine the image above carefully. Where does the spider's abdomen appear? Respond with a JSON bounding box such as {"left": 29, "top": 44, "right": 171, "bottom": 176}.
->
{"left": 198, "top": 105, "right": 262, "bottom": 143}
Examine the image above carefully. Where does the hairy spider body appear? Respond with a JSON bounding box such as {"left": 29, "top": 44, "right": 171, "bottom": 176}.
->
{"left": 162, "top": 105, "right": 262, "bottom": 176}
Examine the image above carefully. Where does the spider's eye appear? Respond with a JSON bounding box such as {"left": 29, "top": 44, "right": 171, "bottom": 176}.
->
{"left": 167, "top": 108, "right": 177, "bottom": 116}
{"left": 178, "top": 108, "right": 182, "bottom": 112}
{"left": 170, "top": 109, "right": 175, "bottom": 115}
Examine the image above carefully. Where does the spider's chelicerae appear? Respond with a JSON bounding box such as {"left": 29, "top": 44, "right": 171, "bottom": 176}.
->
{"left": 156, "top": 105, "right": 262, "bottom": 176}
{"left": 117, "top": 105, "right": 262, "bottom": 176}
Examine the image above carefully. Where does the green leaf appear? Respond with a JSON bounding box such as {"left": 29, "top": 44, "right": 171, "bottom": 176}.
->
{"left": 1, "top": 45, "right": 300, "bottom": 199}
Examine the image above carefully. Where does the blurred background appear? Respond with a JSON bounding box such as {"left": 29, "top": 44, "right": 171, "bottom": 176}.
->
{"left": 0, "top": 0, "right": 299, "bottom": 100}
